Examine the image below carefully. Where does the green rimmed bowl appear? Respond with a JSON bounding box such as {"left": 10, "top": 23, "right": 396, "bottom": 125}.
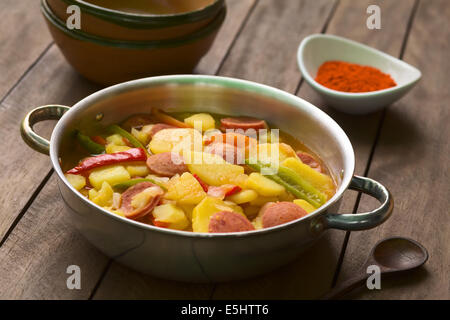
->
{"left": 47, "top": 0, "right": 224, "bottom": 41}
{"left": 297, "top": 34, "right": 422, "bottom": 114}
{"left": 41, "top": 0, "right": 226, "bottom": 85}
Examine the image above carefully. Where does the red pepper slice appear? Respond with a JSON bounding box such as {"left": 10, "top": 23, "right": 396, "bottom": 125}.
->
{"left": 224, "top": 185, "right": 242, "bottom": 197}
{"left": 153, "top": 220, "right": 170, "bottom": 228}
{"left": 193, "top": 174, "right": 209, "bottom": 192}
{"left": 67, "top": 148, "right": 147, "bottom": 174}
{"left": 149, "top": 215, "right": 170, "bottom": 228}
{"left": 207, "top": 185, "right": 242, "bottom": 199}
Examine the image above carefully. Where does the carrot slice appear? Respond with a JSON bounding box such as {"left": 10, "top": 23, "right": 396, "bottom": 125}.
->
{"left": 91, "top": 135, "right": 107, "bottom": 146}
{"left": 193, "top": 174, "right": 209, "bottom": 192}
{"left": 152, "top": 109, "right": 191, "bottom": 128}
{"left": 205, "top": 132, "right": 257, "bottom": 150}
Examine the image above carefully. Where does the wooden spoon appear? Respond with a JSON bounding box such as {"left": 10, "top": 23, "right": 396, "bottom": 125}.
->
{"left": 322, "top": 237, "right": 428, "bottom": 300}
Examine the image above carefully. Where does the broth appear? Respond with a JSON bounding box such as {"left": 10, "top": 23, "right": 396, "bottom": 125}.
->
{"left": 62, "top": 111, "right": 336, "bottom": 233}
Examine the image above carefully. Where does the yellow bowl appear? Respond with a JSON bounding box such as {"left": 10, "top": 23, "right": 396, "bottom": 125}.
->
{"left": 47, "top": 0, "right": 224, "bottom": 41}
{"left": 42, "top": 0, "right": 226, "bottom": 85}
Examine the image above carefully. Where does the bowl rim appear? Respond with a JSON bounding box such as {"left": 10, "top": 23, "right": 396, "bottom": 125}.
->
{"left": 42, "top": 0, "right": 226, "bottom": 49}
{"left": 50, "top": 75, "right": 355, "bottom": 238}
{"left": 58, "top": 0, "right": 224, "bottom": 27}
{"left": 297, "top": 33, "right": 422, "bottom": 98}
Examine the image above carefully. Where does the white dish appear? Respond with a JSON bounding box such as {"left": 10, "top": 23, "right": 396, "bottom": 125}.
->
{"left": 297, "top": 34, "right": 421, "bottom": 114}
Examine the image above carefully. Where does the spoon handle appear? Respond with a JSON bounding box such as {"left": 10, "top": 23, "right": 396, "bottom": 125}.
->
{"left": 321, "top": 274, "right": 368, "bottom": 300}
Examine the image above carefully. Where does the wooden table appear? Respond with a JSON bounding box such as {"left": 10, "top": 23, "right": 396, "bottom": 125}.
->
{"left": 0, "top": 0, "right": 448, "bottom": 300}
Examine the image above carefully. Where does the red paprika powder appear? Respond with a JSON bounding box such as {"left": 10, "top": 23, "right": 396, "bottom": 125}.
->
{"left": 315, "top": 61, "right": 396, "bottom": 93}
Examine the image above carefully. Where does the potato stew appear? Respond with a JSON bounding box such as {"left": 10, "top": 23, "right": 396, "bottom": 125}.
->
{"left": 64, "top": 109, "right": 336, "bottom": 233}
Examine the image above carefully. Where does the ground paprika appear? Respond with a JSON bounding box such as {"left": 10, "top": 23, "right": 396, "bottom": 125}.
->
{"left": 315, "top": 61, "right": 396, "bottom": 93}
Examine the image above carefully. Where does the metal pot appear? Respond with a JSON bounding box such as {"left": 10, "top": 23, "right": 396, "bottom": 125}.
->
{"left": 21, "top": 75, "right": 393, "bottom": 283}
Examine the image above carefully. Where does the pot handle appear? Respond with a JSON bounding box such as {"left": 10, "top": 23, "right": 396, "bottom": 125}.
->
{"left": 21, "top": 105, "right": 70, "bottom": 155}
{"left": 322, "top": 175, "right": 393, "bottom": 231}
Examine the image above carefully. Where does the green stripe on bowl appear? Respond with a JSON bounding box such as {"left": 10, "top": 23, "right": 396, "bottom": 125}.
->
{"left": 60, "top": 0, "right": 224, "bottom": 29}
{"left": 42, "top": 0, "right": 226, "bottom": 49}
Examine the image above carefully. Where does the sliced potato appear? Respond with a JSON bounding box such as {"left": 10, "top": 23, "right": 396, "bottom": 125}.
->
{"left": 178, "top": 203, "right": 195, "bottom": 221}
{"left": 278, "top": 190, "right": 296, "bottom": 202}
{"left": 252, "top": 215, "right": 263, "bottom": 230}
{"left": 145, "top": 174, "right": 170, "bottom": 189}
{"left": 88, "top": 188, "right": 98, "bottom": 200}
{"left": 226, "top": 189, "right": 258, "bottom": 204}
{"left": 246, "top": 172, "right": 285, "bottom": 196}
{"left": 293, "top": 199, "right": 316, "bottom": 214}
{"left": 184, "top": 113, "right": 215, "bottom": 132}
{"left": 130, "top": 187, "right": 161, "bottom": 210}
{"left": 131, "top": 127, "right": 151, "bottom": 145}
{"left": 164, "top": 172, "right": 207, "bottom": 205}
{"left": 192, "top": 197, "right": 244, "bottom": 233}
{"left": 65, "top": 174, "right": 86, "bottom": 190}
{"left": 251, "top": 143, "right": 297, "bottom": 167}
{"left": 126, "top": 163, "right": 150, "bottom": 177}
{"left": 185, "top": 152, "right": 245, "bottom": 186}
{"left": 281, "top": 157, "right": 335, "bottom": 198}
{"left": 153, "top": 204, "right": 189, "bottom": 230}
{"left": 109, "top": 209, "right": 125, "bottom": 217}
{"left": 105, "top": 144, "right": 130, "bottom": 154}
{"left": 89, "top": 181, "right": 114, "bottom": 207}
{"left": 89, "top": 165, "right": 131, "bottom": 190}
{"left": 106, "top": 134, "right": 126, "bottom": 146}
{"left": 148, "top": 128, "right": 202, "bottom": 154}
{"left": 232, "top": 173, "right": 249, "bottom": 189}
{"left": 222, "top": 201, "right": 244, "bottom": 214}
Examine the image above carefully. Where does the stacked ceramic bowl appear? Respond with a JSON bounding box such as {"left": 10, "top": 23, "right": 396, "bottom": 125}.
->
{"left": 42, "top": 0, "right": 226, "bottom": 85}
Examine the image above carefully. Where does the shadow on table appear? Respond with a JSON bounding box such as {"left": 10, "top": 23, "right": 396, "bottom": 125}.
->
{"left": 209, "top": 232, "right": 343, "bottom": 300}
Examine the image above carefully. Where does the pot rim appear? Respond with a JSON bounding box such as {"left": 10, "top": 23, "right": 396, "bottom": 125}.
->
{"left": 50, "top": 75, "right": 355, "bottom": 238}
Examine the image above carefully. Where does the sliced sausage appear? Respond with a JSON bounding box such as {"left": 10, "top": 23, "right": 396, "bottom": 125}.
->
{"left": 209, "top": 211, "right": 255, "bottom": 233}
{"left": 146, "top": 152, "right": 188, "bottom": 176}
{"left": 149, "top": 123, "right": 176, "bottom": 137}
{"left": 121, "top": 114, "right": 155, "bottom": 131}
{"left": 204, "top": 142, "right": 246, "bottom": 164}
{"left": 120, "top": 182, "right": 163, "bottom": 220}
{"left": 262, "top": 202, "right": 308, "bottom": 228}
{"left": 220, "top": 117, "right": 267, "bottom": 131}
{"left": 297, "top": 152, "right": 323, "bottom": 173}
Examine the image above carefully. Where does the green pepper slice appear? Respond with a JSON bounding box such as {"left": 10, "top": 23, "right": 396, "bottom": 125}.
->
{"left": 107, "top": 124, "right": 148, "bottom": 153}
{"left": 245, "top": 159, "right": 326, "bottom": 208}
{"left": 75, "top": 130, "right": 105, "bottom": 154}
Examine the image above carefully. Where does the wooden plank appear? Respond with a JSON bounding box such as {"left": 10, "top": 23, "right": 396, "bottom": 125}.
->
{"left": 218, "top": 0, "right": 336, "bottom": 93}
{"left": 93, "top": 263, "right": 212, "bottom": 300}
{"left": 212, "top": 0, "right": 340, "bottom": 300}
{"left": 0, "top": 177, "right": 109, "bottom": 299}
{"left": 195, "top": 0, "right": 258, "bottom": 75}
{"left": 0, "top": 46, "right": 102, "bottom": 299}
{"left": 0, "top": 46, "right": 102, "bottom": 241}
{"left": 0, "top": 0, "right": 52, "bottom": 100}
{"left": 213, "top": 0, "right": 417, "bottom": 300}
{"left": 0, "top": 0, "right": 258, "bottom": 299}
{"left": 338, "top": 0, "right": 450, "bottom": 300}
